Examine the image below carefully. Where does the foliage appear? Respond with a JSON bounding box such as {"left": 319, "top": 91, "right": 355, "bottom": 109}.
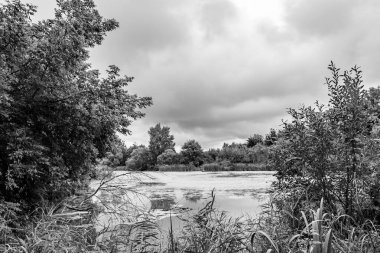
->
{"left": 101, "top": 137, "right": 131, "bottom": 167}
{"left": 272, "top": 62, "right": 378, "bottom": 221}
{"left": 0, "top": 0, "right": 152, "bottom": 206}
{"left": 211, "top": 142, "right": 270, "bottom": 164}
{"left": 157, "top": 164, "right": 197, "bottom": 172}
{"left": 148, "top": 123, "right": 175, "bottom": 165}
{"left": 170, "top": 192, "right": 252, "bottom": 253}
{"left": 252, "top": 199, "right": 334, "bottom": 253}
{"left": 0, "top": 177, "right": 161, "bottom": 253}
{"left": 157, "top": 149, "right": 181, "bottom": 165}
{"left": 247, "top": 134, "right": 263, "bottom": 147}
{"left": 264, "top": 129, "right": 278, "bottom": 146}
{"left": 125, "top": 146, "right": 152, "bottom": 171}
{"left": 201, "top": 162, "right": 272, "bottom": 171}
{"left": 181, "top": 139, "right": 204, "bottom": 167}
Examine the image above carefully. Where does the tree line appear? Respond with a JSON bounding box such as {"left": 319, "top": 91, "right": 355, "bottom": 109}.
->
{"left": 102, "top": 123, "right": 278, "bottom": 171}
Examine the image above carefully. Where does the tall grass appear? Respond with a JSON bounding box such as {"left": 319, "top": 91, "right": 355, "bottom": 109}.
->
{"left": 202, "top": 162, "right": 271, "bottom": 171}
{"left": 3, "top": 172, "right": 380, "bottom": 253}
{"left": 165, "top": 191, "right": 253, "bottom": 253}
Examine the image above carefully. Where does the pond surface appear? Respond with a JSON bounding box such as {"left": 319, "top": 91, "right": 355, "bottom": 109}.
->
{"left": 93, "top": 171, "right": 276, "bottom": 234}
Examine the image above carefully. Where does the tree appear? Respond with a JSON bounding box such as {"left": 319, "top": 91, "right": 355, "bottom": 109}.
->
{"left": 102, "top": 137, "right": 131, "bottom": 167}
{"left": 181, "top": 140, "right": 204, "bottom": 167}
{"left": 247, "top": 134, "right": 263, "bottom": 147}
{"left": 148, "top": 123, "right": 175, "bottom": 165}
{"left": 157, "top": 149, "right": 180, "bottom": 165}
{"left": 0, "top": 0, "right": 152, "bottom": 206}
{"left": 264, "top": 129, "right": 278, "bottom": 146}
{"left": 125, "top": 146, "right": 151, "bottom": 171}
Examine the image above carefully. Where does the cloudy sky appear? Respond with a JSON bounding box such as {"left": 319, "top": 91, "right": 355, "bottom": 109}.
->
{"left": 32, "top": 0, "right": 380, "bottom": 150}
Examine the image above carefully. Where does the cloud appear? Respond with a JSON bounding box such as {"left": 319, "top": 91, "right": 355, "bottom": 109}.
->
{"left": 199, "top": 0, "right": 237, "bottom": 38}
{"left": 30, "top": 0, "right": 380, "bottom": 149}
{"left": 284, "top": 0, "right": 355, "bottom": 38}
{"left": 89, "top": 0, "right": 194, "bottom": 71}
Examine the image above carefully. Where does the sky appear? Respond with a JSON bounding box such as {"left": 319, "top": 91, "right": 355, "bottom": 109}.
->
{"left": 29, "top": 0, "right": 380, "bottom": 150}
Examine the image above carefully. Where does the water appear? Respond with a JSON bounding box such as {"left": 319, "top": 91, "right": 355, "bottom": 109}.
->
{"left": 92, "top": 171, "right": 275, "bottom": 234}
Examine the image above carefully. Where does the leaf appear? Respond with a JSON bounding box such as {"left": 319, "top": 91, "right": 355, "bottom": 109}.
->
{"left": 322, "top": 229, "right": 333, "bottom": 253}
{"left": 251, "top": 231, "right": 279, "bottom": 253}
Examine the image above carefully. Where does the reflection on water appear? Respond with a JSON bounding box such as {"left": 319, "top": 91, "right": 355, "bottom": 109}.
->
{"left": 183, "top": 190, "right": 203, "bottom": 202}
{"left": 150, "top": 196, "right": 175, "bottom": 211}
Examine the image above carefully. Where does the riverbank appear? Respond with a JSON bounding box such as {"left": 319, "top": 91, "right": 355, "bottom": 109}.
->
{"left": 111, "top": 162, "right": 274, "bottom": 172}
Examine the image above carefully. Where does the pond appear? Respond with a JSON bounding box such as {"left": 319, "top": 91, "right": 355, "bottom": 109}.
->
{"left": 92, "top": 171, "right": 276, "bottom": 235}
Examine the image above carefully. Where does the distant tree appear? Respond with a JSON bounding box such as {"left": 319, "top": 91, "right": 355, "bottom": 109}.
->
{"left": 0, "top": 0, "right": 152, "bottom": 205}
{"left": 157, "top": 149, "right": 180, "bottom": 165}
{"left": 181, "top": 140, "right": 204, "bottom": 167}
{"left": 204, "top": 148, "right": 220, "bottom": 162}
{"left": 220, "top": 143, "right": 246, "bottom": 163}
{"left": 126, "top": 146, "right": 151, "bottom": 171}
{"left": 148, "top": 123, "right": 175, "bottom": 165}
{"left": 247, "top": 134, "right": 263, "bottom": 147}
{"left": 264, "top": 129, "right": 278, "bottom": 146}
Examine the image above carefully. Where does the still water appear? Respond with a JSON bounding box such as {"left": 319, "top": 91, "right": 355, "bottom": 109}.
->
{"left": 93, "top": 171, "right": 276, "bottom": 232}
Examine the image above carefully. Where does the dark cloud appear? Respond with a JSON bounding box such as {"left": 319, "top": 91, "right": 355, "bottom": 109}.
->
{"left": 89, "top": 0, "right": 193, "bottom": 71}
{"left": 28, "top": 0, "right": 380, "bottom": 149}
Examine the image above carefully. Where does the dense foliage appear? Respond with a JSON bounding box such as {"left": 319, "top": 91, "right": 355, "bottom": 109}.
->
{"left": 0, "top": 0, "right": 152, "bottom": 206}
{"left": 125, "top": 146, "right": 151, "bottom": 171}
{"left": 180, "top": 139, "right": 204, "bottom": 167}
{"left": 148, "top": 123, "right": 175, "bottom": 165}
{"left": 271, "top": 62, "right": 380, "bottom": 224}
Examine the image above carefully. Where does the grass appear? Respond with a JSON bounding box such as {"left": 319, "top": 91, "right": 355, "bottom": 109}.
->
{"left": 157, "top": 164, "right": 199, "bottom": 172}
{"left": 202, "top": 162, "right": 272, "bottom": 171}
{"left": 3, "top": 171, "right": 380, "bottom": 253}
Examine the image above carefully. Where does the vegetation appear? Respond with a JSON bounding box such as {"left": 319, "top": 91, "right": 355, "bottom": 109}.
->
{"left": 0, "top": 0, "right": 151, "bottom": 207}
{"left": 125, "top": 146, "right": 151, "bottom": 171}
{"left": 119, "top": 125, "right": 275, "bottom": 171}
{"left": 3, "top": 0, "right": 380, "bottom": 252}
{"left": 180, "top": 139, "right": 204, "bottom": 167}
{"left": 272, "top": 62, "right": 380, "bottom": 222}
{"left": 148, "top": 123, "right": 175, "bottom": 166}
{"left": 157, "top": 149, "right": 181, "bottom": 166}
{"left": 247, "top": 134, "right": 264, "bottom": 147}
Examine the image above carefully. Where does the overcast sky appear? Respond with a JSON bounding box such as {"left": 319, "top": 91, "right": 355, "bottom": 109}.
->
{"left": 31, "top": 0, "right": 380, "bottom": 150}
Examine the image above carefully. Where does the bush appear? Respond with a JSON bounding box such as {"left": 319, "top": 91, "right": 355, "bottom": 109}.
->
{"left": 201, "top": 162, "right": 272, "bottom": 171}
{"left": 0, "top": 0, "right": 152, "bottom": 206}
{"left": 201, "top": 163, "right": 224, "bottom": 171}
{"left": 157, "top": 164, "right": 198, "bottom": 172}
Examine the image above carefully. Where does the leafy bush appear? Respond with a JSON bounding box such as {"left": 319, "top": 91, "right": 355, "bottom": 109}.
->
{"left": 0, "top": 0, "right": 152, "bottom": 206}
{"left": 157, "top": 149, "right": 182, "bottom": 165}
{"left": 181, "top": 140, "right": 204, "bottom": 167}
{"left": 126, "top": 146, "right": 152, "bottom": 171}
{"left": 271, "top": 63, "right": 380, "bottom": 221}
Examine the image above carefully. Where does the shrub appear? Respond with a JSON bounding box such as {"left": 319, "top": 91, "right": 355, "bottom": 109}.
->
{"left": 201, "top": 162, "right": 273, "bottom": 171}
{"left": 157, "top": 164, "right": 198, "bottom": 172}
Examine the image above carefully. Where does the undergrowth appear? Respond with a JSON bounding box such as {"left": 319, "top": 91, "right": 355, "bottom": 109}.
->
{"left": 2, "top": 179, "right": 380, "bottom": 253}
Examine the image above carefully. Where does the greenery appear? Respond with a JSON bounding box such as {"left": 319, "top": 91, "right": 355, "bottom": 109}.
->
{"left": 125, "top": 146, "right": 151, "bottom": 171}
{"left": 148, "top": 123, "right": 175, "bottom": 166}
{"left": 0, "top": 0, "right": 152, "bottom": 207}
{"left": 247, "top": 134, "right": 264, "bottom": 147}
{"left": 157, "top": 149, "right": 181, "bottom": 165}
{"left": 180, "top": 139, "right": 204, "bottom": 167}
{"left": 3, "top": 0, "right": 380, "bottom": 252}
{"left": 271, "top": 62, "right": 380, "bottom": 222}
